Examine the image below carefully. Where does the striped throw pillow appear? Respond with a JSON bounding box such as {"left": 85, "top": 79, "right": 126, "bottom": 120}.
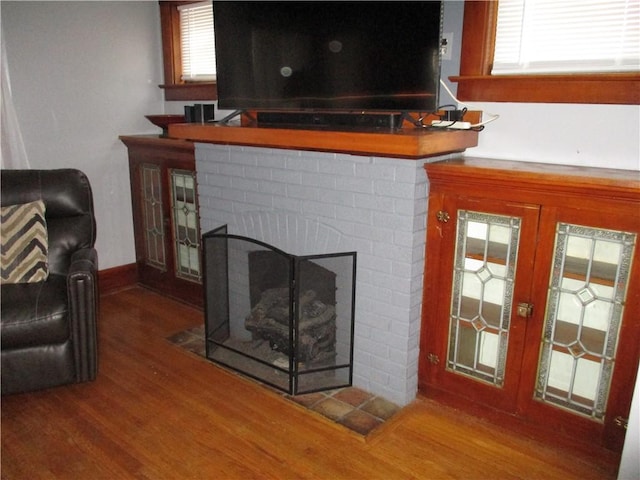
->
{"left": 1, "top": 200, "right": 49, "bottom": 284}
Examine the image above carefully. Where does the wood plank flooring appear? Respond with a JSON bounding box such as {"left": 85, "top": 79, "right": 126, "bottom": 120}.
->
{"left": 1, "top": 287, "right": 620, "bottom": 479}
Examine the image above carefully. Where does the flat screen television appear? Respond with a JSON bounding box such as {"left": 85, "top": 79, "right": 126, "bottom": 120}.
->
{"left": 213, "top": 1, "right": 443, "bottom": 115}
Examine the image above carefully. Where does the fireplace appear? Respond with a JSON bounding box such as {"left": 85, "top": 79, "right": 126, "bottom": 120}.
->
{"left": 203, "top": 225, "right": 356, "bottom": 394}
{"left": 195, "top": 143, "right": 455, "bottom": 405}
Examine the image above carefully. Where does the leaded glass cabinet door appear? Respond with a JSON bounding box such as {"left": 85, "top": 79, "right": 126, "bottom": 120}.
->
{"left": 520, "top": 207, "right": 640, "bottom": 450}
{"left": 170, "top": 169, "right": 201, "bottom": 283}
{"left": 535, "top": 223, "right": 636, "bottom": 420}
{"left": 141, "top": 163, "right": 166, "bottom": 271}
{"left": 448, "top": 210, "right": 519, "bottom": 385}
{"left": 430, "top": 196, "right": 540, "bottom": 412}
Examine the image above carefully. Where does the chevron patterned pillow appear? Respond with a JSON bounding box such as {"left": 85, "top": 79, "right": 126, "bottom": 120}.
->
{"left": 1, "top": 200, "right": 49, "bottom": 284}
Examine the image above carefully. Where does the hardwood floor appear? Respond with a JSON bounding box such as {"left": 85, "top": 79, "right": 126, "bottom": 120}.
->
{"left": 1, "top": 287, "right": 620, "bottom": 479}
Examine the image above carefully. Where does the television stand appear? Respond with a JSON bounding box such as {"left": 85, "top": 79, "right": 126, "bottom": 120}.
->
{"left": 256, "top": 111, "right": 404, "bottom": 130}
{"left": 214, "top": 109, "right": 244, "bottom": 125}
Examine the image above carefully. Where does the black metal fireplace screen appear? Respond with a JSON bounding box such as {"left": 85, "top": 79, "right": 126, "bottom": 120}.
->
{"left": 202, "top": 226, "right": 356, "bottom": 395}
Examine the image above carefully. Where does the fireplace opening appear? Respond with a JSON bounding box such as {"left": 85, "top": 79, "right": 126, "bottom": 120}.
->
{"left": 202, "top": 225, "right": 356, "bottom": 395}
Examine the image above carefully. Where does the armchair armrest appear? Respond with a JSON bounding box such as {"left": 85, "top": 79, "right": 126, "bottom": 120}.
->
{"left": 67, "top": 248, "right": 98, "bottom": 383}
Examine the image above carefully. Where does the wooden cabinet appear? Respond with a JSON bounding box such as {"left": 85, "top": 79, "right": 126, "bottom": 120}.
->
{"left": 419, "top": 157, "right": 640, "bottom": 453}
{"left": 120, "top": 135, "right": 203, "bottom": 307}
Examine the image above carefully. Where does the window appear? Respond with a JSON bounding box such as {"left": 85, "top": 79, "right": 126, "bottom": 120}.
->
{"left": 179, "top": 1, "right": 216, "bottom": 81}
{"left": 452, "top": 1, "right": 640, "bottom": 104}
{"left": 159, "top": 1, "right": 217, "bottom": 101}
{"left": 493, "top": 0, "right": 639, "bottom": 75}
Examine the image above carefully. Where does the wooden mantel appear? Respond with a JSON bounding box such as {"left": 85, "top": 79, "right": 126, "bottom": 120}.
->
{"left": 167, "top": 122, "right": 479, "bottom": 159}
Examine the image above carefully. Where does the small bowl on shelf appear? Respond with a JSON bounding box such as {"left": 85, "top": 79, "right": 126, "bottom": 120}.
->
{"left": 145, "top": 114, "right": 186, "bottom": 137}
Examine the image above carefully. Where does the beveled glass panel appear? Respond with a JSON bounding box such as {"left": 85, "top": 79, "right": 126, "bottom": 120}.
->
{"left": 447, "top": 210, "right": 521, "bottom": 386}
{"left": 536, "top": 223, "right": 636, "bottom": 420}
{"left": 141, "top": 164, "right": 166, "bottom": 270}
{"left": 170, "top": 169, "right": 201, "bottom": 283}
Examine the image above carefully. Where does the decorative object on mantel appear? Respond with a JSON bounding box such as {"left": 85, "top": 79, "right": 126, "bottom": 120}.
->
{"left": 167, "top": 325, "right": 401, "bottom": 436}
{"left": 145, "top": 114, "right": 186, "bottom": 138}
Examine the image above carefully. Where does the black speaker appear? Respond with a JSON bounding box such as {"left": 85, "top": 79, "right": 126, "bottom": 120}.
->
{"left": 184, "top": 104, "right": 215, "bottom": 123}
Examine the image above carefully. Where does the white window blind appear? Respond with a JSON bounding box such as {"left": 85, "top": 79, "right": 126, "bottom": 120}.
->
{"left": 179, "top": 0, "right": 216, "bottom": 81}
{"left": 492, "top": 0, "right": 640, "bottom": 75}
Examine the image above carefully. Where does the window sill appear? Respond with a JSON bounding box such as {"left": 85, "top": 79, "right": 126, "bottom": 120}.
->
{"left": 450, "top": 73, "right": 640, "bottom": 105}
{"left": 160, "top": 82, "right": 218, "bottom": 102}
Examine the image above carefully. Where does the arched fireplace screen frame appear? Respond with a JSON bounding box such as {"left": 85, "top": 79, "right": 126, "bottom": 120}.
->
{"left": 202, "top": 225, "right": 356, "bottom": 395}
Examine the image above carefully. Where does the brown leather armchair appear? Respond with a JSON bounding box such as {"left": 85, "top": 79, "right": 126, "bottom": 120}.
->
{"left": 1, "top": 169, "right": 98, "bottom": 394}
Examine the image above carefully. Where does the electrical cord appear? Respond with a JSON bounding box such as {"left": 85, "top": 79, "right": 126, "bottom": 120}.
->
{"left": 439, "top": 79, "right": 500, "bottom": 129}
{"left": 405, "top": 82, "right": 500, "bottom": 131}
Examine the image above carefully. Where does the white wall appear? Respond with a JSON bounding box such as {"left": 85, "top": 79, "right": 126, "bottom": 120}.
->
{"left": 464, "top": 103, "right": 639, "bottom": 170}
{"left": 1, "top": 1, "right": 165, "bottom": 269}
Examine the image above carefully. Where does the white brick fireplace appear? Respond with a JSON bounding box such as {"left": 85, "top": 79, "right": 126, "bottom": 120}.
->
{"left": 196, "top": 143, "right": 455, "bottom": 406}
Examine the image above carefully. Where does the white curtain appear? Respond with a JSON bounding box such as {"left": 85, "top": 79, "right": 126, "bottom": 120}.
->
{"left": 1, "top": 29, "right": 30, "bottom": 169}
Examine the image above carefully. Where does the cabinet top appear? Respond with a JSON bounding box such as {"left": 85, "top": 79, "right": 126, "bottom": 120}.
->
{"left": 425, "top": 156, "right": 640, "bottom": 203}
{"left": 119, "top": 134, "right": 194, "bottom": 152}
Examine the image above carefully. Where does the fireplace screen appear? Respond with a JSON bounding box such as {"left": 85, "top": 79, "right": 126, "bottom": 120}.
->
{"left": 202, "top": 226, "right": 356, "bottom": 395}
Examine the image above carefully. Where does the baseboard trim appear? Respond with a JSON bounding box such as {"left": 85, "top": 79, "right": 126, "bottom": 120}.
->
{"left": 98, "top": 263, "right": 138, "bottom": 295}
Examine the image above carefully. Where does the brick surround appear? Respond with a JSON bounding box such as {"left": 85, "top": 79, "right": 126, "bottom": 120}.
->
{"left": 195, "top": 143, "right": 454, "bottom": 405}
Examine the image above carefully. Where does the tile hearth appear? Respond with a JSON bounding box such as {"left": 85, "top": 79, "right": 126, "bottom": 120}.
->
{"left": 167, "top": 326, "right": 401, "bottom": 436}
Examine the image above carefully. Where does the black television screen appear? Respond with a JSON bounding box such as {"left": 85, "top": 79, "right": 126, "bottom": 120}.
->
{"left": 213, "top": 1, "right": 443, "bottom": 113}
